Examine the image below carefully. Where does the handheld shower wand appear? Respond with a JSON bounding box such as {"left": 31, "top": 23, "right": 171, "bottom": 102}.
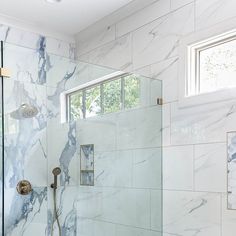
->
{"left": 51, "top": 167, "right": 61, "bottom": 189}
{"left": 51, "top": 167, "right": 62, "bottom": 236}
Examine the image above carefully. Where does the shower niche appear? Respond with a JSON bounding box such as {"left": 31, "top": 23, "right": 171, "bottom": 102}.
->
{"left": 227, "top": 132, "right": 236, "bottom": 209}
{"left": 80, "top": 144, "right": 94, "bottom": 186}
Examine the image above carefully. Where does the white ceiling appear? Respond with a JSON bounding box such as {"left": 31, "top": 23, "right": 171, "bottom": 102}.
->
{"left": 0, "top": 0, "right": 133, "bottom": 37}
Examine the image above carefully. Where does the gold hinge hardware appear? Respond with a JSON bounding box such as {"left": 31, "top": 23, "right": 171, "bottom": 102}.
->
{"left": 0, "top": 68, "right": 11, "bottom": 78}
{"left": 157, "top": 98, "right": 163, "bottom": 105}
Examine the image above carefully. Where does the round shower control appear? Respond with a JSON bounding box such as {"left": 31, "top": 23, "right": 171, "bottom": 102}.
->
{"left": 16, "top": 180, "right": 32, "bottom": 195}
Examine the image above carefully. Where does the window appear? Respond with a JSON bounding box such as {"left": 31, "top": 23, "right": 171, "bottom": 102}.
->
{"left": 67, "top": 74, "right": 140, "bottom": 121}
{"left": 186, "top": 30, "right": 236, "bottom": 97}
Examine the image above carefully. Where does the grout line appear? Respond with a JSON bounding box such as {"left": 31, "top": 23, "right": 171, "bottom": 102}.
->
{"left": 77, "top": 2, "right": 194, "bottom": 58}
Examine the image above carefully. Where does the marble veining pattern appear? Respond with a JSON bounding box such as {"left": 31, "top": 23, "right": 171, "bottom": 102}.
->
{"left": 227, "top": 132, "right": 236, "bottom": 209}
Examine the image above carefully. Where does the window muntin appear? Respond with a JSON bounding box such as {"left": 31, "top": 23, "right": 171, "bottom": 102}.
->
{"left": 187, "top": 33, "right": 236, "bottom": 97}
{"left": 68, "top": 74, "right": 140, "bottom": 121}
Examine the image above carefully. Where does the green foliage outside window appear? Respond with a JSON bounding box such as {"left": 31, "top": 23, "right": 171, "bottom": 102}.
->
{"left": 69, "top": 74, "right": 140, "bottom": 120}
{"left": 124, "top": 75, "right": 140, "bottom": 109}
{"left": 103, "top": 79, "right": 121, "bottom": 113}
{"left": 85, "top": 85, "right": 101, "bottom": 118}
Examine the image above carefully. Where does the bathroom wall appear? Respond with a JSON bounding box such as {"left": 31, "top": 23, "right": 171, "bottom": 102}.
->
{"left": 0, "top": 24, "right": 80, "bottom": 235}
{"left": 76, "top": 76, "right": 162, "bottom": 236}
{"left": 76, "top": 0, "right": 236, "bottom": 235}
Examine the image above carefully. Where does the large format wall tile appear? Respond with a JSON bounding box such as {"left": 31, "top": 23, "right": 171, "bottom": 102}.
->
{"left": 95, "top": 150, "right": 133, "bottom": 187}
{"left": 195, "top": 0, "right": 236, "bottom": 31}
{"left": 77, "top": 25, "right": 116, "bottom": 56}
{"left": 117, "top": 106, "right": 162, "bottom": 149}
{"left": 194, "top": 143, "right": 227, "bottom": 193}
{"left": 171, "top": 0, "right": 193, "bottom": 11}
{"left": 47, "top": 121, "right": 78, "bottom": 186}
{"left": 5, "top": 187, "right": 47, "bottom": 236}
{"left": 77, "top": 219, "right": 116, "bottom": 236}
{"left": 77, "top": 115, "right": 117, "bottom": 152}
{"left": 163, "top": 145, "right": 194, "bottom": 190}
{"left": 116, "top": 0, "right": 171, "bottom": 37}
{"left": 4, "top": 80, "right": 47, "bottom": 188}
{"left": 163, "top": 190, "right": 221, "bottom": 236}
{"left": 80, "top": 34, "right": 133, "bottom": 72}
{"left": 171, "top": 100, "right": 236, "bottom": 145}
{"left": 151, "top": 190, "right": 162, "bottom": 232}
{"left": 47, "top": 186, "right": 77, "bottom": 236}
{"left": 133, "top": 3, "right": 194, "bottom": 69}
{"left": 149, "top": 57, "right": 179, "bottom": 104}
{"left": 133, "top": 148, "right": 162, "bottom": 189}
{"left": 78, "top": 187, "right": 151, "bottom": 229}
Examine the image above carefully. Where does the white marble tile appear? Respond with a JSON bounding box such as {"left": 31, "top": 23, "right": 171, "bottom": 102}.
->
{"left": 46, "top": 37, "right": 76, "bottom": 59}
{"left": 163, "top": 190, "right": 221, "bottom": 236}
{"left": 163, "top": 104, "right": 171, "bottom": 147}
{"left": 116, "top": 224, "right": 162, "bottom": 236}
{"left": 116, "top": 0, "right": 171, "bottom": 37}
{"left": 76, "top": 114, "right": 117, "bottom": 152}
{"left": 222, "top": 193, "right": 236, "bottom": 236}
{"left": 77, "top": 25, "right": 116, "bottom": 56}
{"left": 47, "top": 121, "right": 78, "bottom": 186}
{"left": 4, "top": 42, "right": 46, "bottom": 85}
{"left": 95, "top": 150, "right": 133, "bottom": 187}
{"left": 80, "top": 34, "right": 133, "bottom": 72}
{"left": 77, "top": 186, "right": 103, "bottom": 220}
{"left": 150, "top": 57, "right": 179, "bottom": 104}
{"left": 46, "top": 54, "right": 79, "bottom": 89}
{"left": 2, "top": 26, "right": 41, "bottom": 50}
{"left": 77, "top": 219, "right": 116, "bottom": 236}
{"left": 78, "top": 187, "right": 151, "bottom": 229}
{"left": 5, "top": 187, "right": 47, "bottom": 236}
{"left": 194, "top": 143, "right": 227, "bottom": 193}
{"left": 171, "top": 0, "right": 193, "bottom": 10}
{"left": 133, "top": 3, "right": 194, "bottom": 69}
{"left": 227, "top": 132, "right": 236, "bottom": 209}
{"left": 151, "top": 190, "right": 162, "bottom": 231}
{"left": 4, "top": 80, "right": 47, "bottom": 188}
{"left": 195, "top": 0, "right": 236, "bottom": 31}
{"left": 163, "top": 145, "right": 194, "bottom": 190}
{"left": 133, "top": 148, "right": 162, "bottom": 189}
{"left": 171, "top": 100, "right": 236, "bottom": 145}
{"left": 117, "top": 106, "right": 162, "bottom": 149}
{"left": 47, "top": 186, "right": 77, "bottom": 235}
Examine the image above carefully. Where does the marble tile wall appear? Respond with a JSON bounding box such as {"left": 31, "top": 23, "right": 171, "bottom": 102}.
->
{"left": 0, "top": 24, "right": 79, "bottom": 236}
{"left": 76, "top": 0, "right": 236, "bottom": 235}
{"left": 75, "top": 94, "right": 163, "bottom": 235}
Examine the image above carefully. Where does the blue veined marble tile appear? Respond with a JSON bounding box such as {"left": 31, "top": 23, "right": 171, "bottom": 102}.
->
{"left": 4, "top": 80, "right": 47, "bottom": 188}
{"left": 37, "top": 36, "right": 47, "bottom": 85}
{"left": 47, "top": 186, "right": 77, "bottom": 236}
{"left": 48, "top": 121, "right": 78, "bottom": 187}
{"left": 227, "top": 132, "right": 236, "bottom": 209}
{"left": 4, "top": 187, "right": 47, "bottom": 236}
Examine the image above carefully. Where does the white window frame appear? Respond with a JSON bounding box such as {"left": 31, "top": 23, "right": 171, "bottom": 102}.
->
{"left": 60, "top": 71, "right": 125, "bottom": 123}
{"left": 179, "top": 18, "right": 236, "bottom": 108}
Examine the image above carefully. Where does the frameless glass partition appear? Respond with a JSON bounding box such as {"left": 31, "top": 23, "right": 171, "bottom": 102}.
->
{"left": 1, "top": 41, "right": 162, "bottom": 236}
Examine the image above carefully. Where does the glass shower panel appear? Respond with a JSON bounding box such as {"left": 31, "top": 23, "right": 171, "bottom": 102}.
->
{"left": 76, "top": 75, "right": 162, "bottom": 236}
{"left": 0, "top": 41, "right": 3, "bottom": 236}
{"left": 1, "top": 41, "right": 162, "bottom": 236}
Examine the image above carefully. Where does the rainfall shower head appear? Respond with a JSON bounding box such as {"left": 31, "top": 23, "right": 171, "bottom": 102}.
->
{"left": 10, "top": 103, "right": 38, "bottom": 120}
{"left": 52, "top": 167, "right": 61, "bottom": 176}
